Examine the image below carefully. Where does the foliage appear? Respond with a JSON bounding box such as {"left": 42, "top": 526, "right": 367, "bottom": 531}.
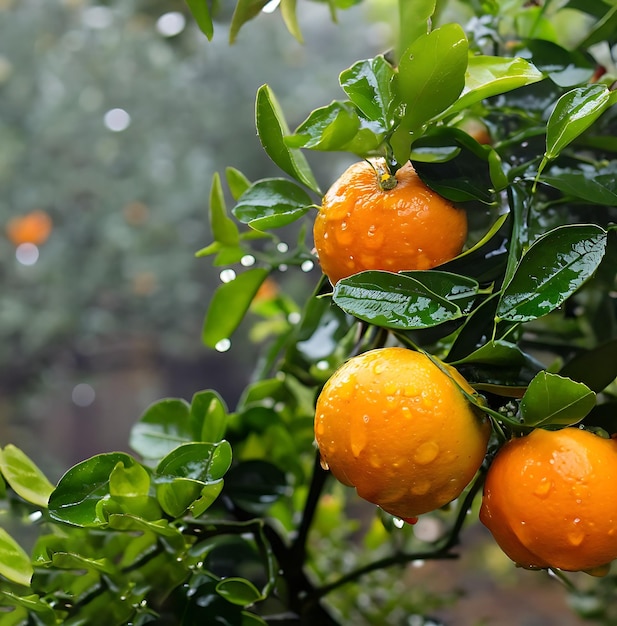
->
{"left": 1, "top": 0, "right": 617, "bottom": 624}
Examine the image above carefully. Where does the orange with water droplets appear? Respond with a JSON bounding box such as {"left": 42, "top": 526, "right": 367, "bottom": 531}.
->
{"left": 314, "top": 347, "right": 490, "bottom": 521}
{"left": 480, "top": 427, "right": 617, "bottom": 574}
{"left": 313, "top": 158, "right": 468, "bottom": 285}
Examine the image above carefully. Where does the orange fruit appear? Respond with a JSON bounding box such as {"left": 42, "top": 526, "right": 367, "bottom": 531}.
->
{"left": 314, "top": 347, "right": 490, "bottom": 521}
{"left": 5, "top": 210, "right": 53, "bottom": 246}
{"left": 313, "top": 158, "right": 467, "bottom": 285}
{"left": 480, "top": 427, "right": 617, "bottom": 573}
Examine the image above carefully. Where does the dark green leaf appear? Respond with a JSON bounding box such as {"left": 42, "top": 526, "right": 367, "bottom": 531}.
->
{"left": 255, "top": 85, "right": 320, "bottom": 193}
{"left": 399, "top": 270, "right": 480, "bottom": 314}
{"left": 216, "top": 577, "right": 263, "bottom": 606}
{"left": 0, "top": 444, "right": 54, "bottom": 507}
{"left": 0, "top": 528, "right": 32, "bottom": 586}
{"left": 577, "top": 3, "right": 617, "bottom": 48}
{"left": 560, "top": 339, "right": 617, "bottom": 393}
{"left": 452, "top": 340, "right": 533, "bottom": 367}
{"left": 225, "top": 460, "right": 290, "bottom": 514}
{"left": 520, "top": 372, "right": 596, "bottom": 427}
{"left": 202, "top": 267, "right": 269, "bottom": 348}
{"left": 333, "top": 270, "right": 462, "bottom": 329}
{"left": 210, "top": 172, "right": 240, "bottom": 246}
{"left": 191, "top": 390, "right": 228, "bottom": 443}
{"left": 340, "top": 55, "right": 395, "bottom": 124}
{"left": 522, "top": 39, "right": 595, "bottom": 87}
{"left": 497, "top": 225, "right": 607, "bottom": 322}
{"left": 233, "top": 178, "right": 313, "bottom": 230}
{"left": 185, "top": 0, "right": 214, "bottom": 40}
{"left": 130, "top": 398, "right": 192, "bottom": 460}
{"left": 229, "top": 0, "right": 269, "bottom": 43}
{"left": 48, "top": 452, "right": 138, "bottom": 527}
{"left": 540, "top": 170, "right": 617, "bottom": 205}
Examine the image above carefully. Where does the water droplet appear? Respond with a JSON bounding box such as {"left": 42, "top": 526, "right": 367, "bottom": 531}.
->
{"left": 386, "top": 395, "right": 398, "bottom": 408}
{"left": 215, "top": 338, "right": 231, "bottom": 352}
{"left": 568, "top": 518, "right": 585, "bottom": 546}
{"left": 362, "top": 414, "right": 370, "bottom": 423}
{"left": 319, "top": 456, "right": 330, "bottom": 471}
{"left": 315, "top": 419, "right": 325, "bottom": 436}
{"left": 410, "top": 479, "right": 431, "bottom": 496}
{"left": 533, "top": 477, "right": 552, "bottom": 498}
{"left": 219, "top": 268, "right": 236, "bottom": 283}
{"left": 341, "top": 221, "right": 348, "bottom": 231}
{"left": 301, "top": 260, "right": 314, "bottom": 272}
{"left": 373, "top": 361, "right": 386, "bottom": 375}
{"left": 337, "top": 374, "right": 356, "bottom": 399}
{"left": 316, "top": 360, "right": 329, "bottom": 371}
{"left": 287, "top": 311, "right": 301, "bottom": 324}
{"left": 277, "top": 242, "right": 289, "bottom": 253}
{"left": 392, "top": 516, "right": 405, "bottom": 529}
{"left": 240, "top": 254, "right": 255, "bottom": 267}
{"left": 414, "top": 441, "right": 439, "bottom": 465}
{"left": 350, "top": 424, "right": 367, "bottom": 458}
{"left": 385, "top": 382, "right": 398, "bottom": 395}
{"left": 403, "top": 385, "right": 418, "bottom": 397}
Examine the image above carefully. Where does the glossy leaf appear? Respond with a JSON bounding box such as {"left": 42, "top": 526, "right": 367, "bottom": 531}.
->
{"left": 0, "top": 591, "right": 55, "bottom": 621}
{"left": 520, "top": 372, "right": 596, "bottom": 427}
{"left": 255, "top": 85, "right": 319, "bottom": 193}
{"left": 0, "top": 444, "right": 54, "bottom": 508}
{"left": 185, "top": 0, "right": 214, "bottom": 40}
{"left": 48, "top": 452, "right": 139, "bottom": 527}
{"left": 130, "top": 398, "right": 192, "bottom": 460}
{"left": 545, "top": 84, "right": 614, "bottom": 161}
{"left": 229, "top": 0, "right": 269, "bottom": 43}
{"left": 339, "top": 55, "right": 395, "bottom": 125}
{"left": 156, "top": 477, "right": 207, "bottom": 518}
{"left": 232, "top": 178, "right": 313, "bottom": 230}
{"left": 540, "top": 170, "right": 617, "bottom": 205}
{"left": 209, "top": 172, "right": 239, "bottom": 247}
{"left": 559, "top": 339, "right": 617, "bottom": 393}
{"left": 191, "top": 389, "right": 228, "bottom": 443}
{"left": 442, "top": 55, "right": 544, "bottom": 118}
{"left": 399, "top": 270, "right": 480, "bottom": 314}
{"left": 189, "top": 480, "right": 225, "bottom": 517}
{"left": 0, "top": 528, "right": 32, "bottom": 586}
{"left": 109, "top": 460, "right": 150, "bottom": 497}
{"left": 333, "top": 271, "right": 463, "bottom": 329}
{"left": 202, "top": 267, "right": 269, "bottom": 348}
{"left": 156, "top": 441, "right": 232, "bottom": 483}
{"left": 452, "top": 340, "right": 534, "bottom": 367}
{"left": 397, "top": 0, "right": 435, "bottom": 58}
{"left": 497, "top": 225, "right": 607, "bottom": 322}
{"left": 216, "top": 577, "right": 263, "bottom": 606}
{"left": 225, "top": 460, "right": 290, "bottom": 514}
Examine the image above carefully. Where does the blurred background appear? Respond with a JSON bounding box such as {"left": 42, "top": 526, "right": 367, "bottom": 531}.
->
{"left": 0, "top": 1, "right": 604, "bottom": 623}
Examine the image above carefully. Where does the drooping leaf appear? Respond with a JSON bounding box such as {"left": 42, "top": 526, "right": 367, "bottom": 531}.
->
{"left": 209, "top": 172, "right": 239, "bottom": 246}
{"left": 520, "top": 371, "right": 596, "bottom": 427}
{"left": 333, "top": 270, "right": 463, "bottom": 329}
{"left": 255, "top": 85, "right": 320, "bottom": 193}
{"left": 185, "top": 0, "right": 214, "bottom": 40}
{"left": 130, "top": 398, "right": 192, "bottom": 460}
{"left": 233, "top": 178, "right": 313, "bottom": 230}
{"left": 397, "top": 0, "right": 436, "bottom": 58}
{"left": 229, "top": 0, "right": 269, "bottom": 43}
{"left": 280, "top": 0, "right": 303, "bottom": 42}
{"left": 497, "top": 225, "right": 607, "bottom": 322}
{"left": 0, "top": 444, "right": 54, "bottom": 508}
{"left": 202, "top": 267, "right": 269, "bottom": 348}
{"left": 0, "top": 528, "right": 32, "bottom": 586}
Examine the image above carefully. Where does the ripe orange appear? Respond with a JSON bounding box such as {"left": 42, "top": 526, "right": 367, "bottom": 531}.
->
{"left": 5, "top": 210, "right": 53, "bottom": 246}
{"left": 480, "top": 427, "right": 617, "bottom": 573}
{"left": 313, "top": 158, "right": 467, "bottom": 285}
{"left": 314, "top": 347, "right": 490, "bottom": 521}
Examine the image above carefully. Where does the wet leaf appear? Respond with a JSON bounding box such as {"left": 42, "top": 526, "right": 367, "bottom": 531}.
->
{"left": 191, "top": 389, "right": 228, "bottom": 443}
{"left": 156, "top": 441, "right": 232, "bottom": 483}
{"left": 520, "top": 371, "right": 596, "bottom": 427}
{"left": 540, "top": 170, "right": 617, "bottom": 205}
{"left": 0, "top": 528, "right": 32, "bottom": 586}
{"left": 333, "top": 270, "right": 463, "bottom": 329}
{"left": 0, "top": 445, "right": 54, "bottom": 508}
{"left": 497, "top": 224, "right": 607, "bottom": 322}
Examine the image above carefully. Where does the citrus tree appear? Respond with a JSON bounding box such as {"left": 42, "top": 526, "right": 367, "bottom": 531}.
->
{"left": 1, "top": 0, "right": 617, "bottom": 624}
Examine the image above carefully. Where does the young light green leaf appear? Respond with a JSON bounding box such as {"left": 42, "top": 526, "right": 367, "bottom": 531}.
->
{"left": 109, "top": 461, "right": 151, "bottom": 498}
{"left": 0, "top": 444, "right": 54, "bottom": 508}
{"left": 230, "top": 0, "right": 269, "bottom": 43}
{"left": 256, "top": 85, "right": 320, "bottom": 193}
{"left": 280, "top": 0, "right": 302, "bottom": 42}
{"left": 333, "top": 270, "right": 462, "bottom": 329}
{"left": 545, "top": 84, "right": 614, "bottom": 161}
{"left": 226, "top": 167, "right": 251, "bottom": 200}
{"left": 397, "top": 0, "right": 436, "bottom": 59}
{"left": 340, "top": 55, "right": 395, "bottom": 125}
{"left": 0, "top": 528, "right": 32, "bottom": 586}
{"left": 391, "top": 23, "right": 468, "bottom": 163}
{"left": 202, "top": 267, "right": 269, "bottom": 348}
{"left": 497, "top": 225, "right": 607, "bottom": 322}
{"left": 442, "top": 56, "right": 544, "bottom": 118}
{"left": 210, "top": 172, "right": 240, "bottom": 246}
{"left": 520, "top": 372, "right": 596, "bottom": 427}
{"left": 185, "top": 0, "right": 214, "bottom": 40}
{"left": 191, "top": 389, "right": 228, "bottom": 442}
{"left": 233, "top": 179, "right": 313, "bottom": 230}
{"left": 130, "top": 398, "right": 192, "bottom": 460}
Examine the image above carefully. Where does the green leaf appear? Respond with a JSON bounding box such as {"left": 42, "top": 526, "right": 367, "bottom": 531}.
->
{"left": 577, "top": 3, "right": 617, "bottom": 48}
{"left": 185, "top": 0, "right": 214, "bottom": 40}
{"left": 339, "top": 55, "right": 395, "bottom": 125}
{"left": 209, "top": 172, "right": 239, "bottom": 246}
{"left": 109, "top": 461, "right": 150, "bottom": 497}
{"left": 202, "top": 267, "right": 269, "bottom": 348}
{"left": 400, "top": 270, "right": 480, "bottom": 314}
{"left": 559, "top": 339, "right": 617, "bottom": 393}
{"left": 545, "top": 84, "right": 614, "bottom": 161}
{"left": 290, "top": 100, "right": 384, "bottom": 154}
{"left": 130, "top": 398, "right": 192, "bottom": 460}
{"left": 216, "top": 577, "right": 263, "bottom": 606}
{"left": 156, "top": 477, "right": 207, "bottom": 518}
{"left": 191, "top": 390, "right": 228, "bottom": 443}
{"left": 391, "top": 23, "right": 468, "bottom": 163}
{"left": 280, "top": 0, "right": 302, "bottom": 42}
{"left": 0, "top": 444, "right": 54, "bottom": 507}
{"left": 229, "top": 0, "right": 269, "bottom": 43}
{"left": 189, "top": 480, "right": 225, "bottom": 517}
{"left": 0, "top": 528, "right": 32, "bottom": 586}
{"left": 520, "top": 371, "right": 596, "bottom": 427}
{"left": 48, "top": 452, "right": 139, "bottom": 527}
{"left": 255, "top": 85, "right": 320, "bottom": 193}
{"left": 497, "top": 225, "right": 607, "bottom": 322}
{"left": 442, "top": 55, "right": 544, "bottom": 118}
{"left": 540, "top": 170, "right": 617, "bottom": 205}
{"left": 156, "top": 441, "right": 232, "bottom": 482}
{"left": 333, "top": 270, "right": 463, "bottom": 329}
{"left": 397, "top": 0, "right": 436, "bottom": 59}
{"left": 0, "top": 591, "right": 55, "bottom": 620}
{"left": 226, "top": 167, "right": 251, "bottom": 200}
{"left": 225, "top": 460, "right": 289, "bottom": 514}
{"left": 522, "top": 39, "right": 595, "bottom": 88}
{"left": 232, "top": 178, "right": 313, "bottom": 230}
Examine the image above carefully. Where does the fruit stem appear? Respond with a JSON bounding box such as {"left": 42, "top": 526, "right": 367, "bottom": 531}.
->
{"left": 376, "top": 159, "right": 398, "bottom": 191}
